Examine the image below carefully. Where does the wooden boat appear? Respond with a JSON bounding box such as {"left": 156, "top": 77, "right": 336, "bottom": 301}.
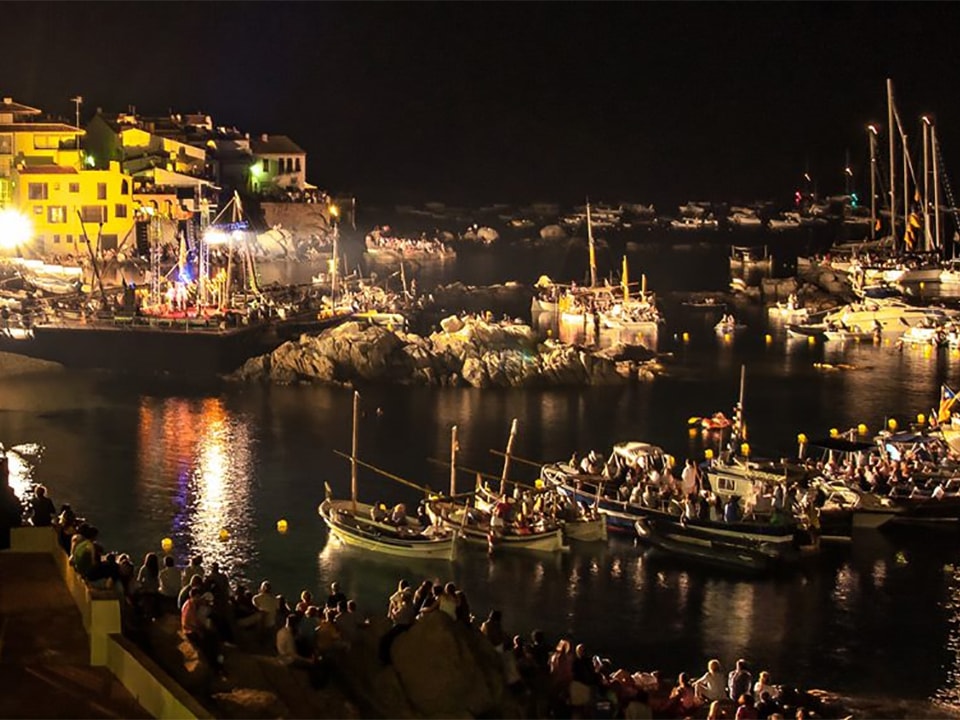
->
{"left": 318, "top": 391, "right": 457, "bottom": 561}
{"left": 715, "top": 318, "right": 747, "bottom": 336}
{"left": 472, "top": 472, "right": 607, "bottom": 543}
{"left": 431, "top": 421, "right": 567, "bottom": 553}
{"left": 426, "top": 497, "right": 567, "bottom": 553}
{"left": 319, "top": 497, "right": 457, "bottom": 560}
{"left": 635, "top": 515, "right": 812, "bottom": 574}
{"left": 541, "top": 441, "right": 680, "bottom": 534}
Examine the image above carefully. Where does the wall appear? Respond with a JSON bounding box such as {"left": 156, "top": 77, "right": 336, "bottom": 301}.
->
{"left": 7, "top": 527, "right": 211, "bottom": 720}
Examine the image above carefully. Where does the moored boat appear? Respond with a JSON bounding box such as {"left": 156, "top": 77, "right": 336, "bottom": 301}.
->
{"left": 318, "top": 391, "right": 458, "bottom": 561}
{"left": 634, "top": 515, "right": 812, "bottom": 574}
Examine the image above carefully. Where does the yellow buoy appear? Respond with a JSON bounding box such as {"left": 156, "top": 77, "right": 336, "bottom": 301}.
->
{"left": 534, "top": 479, "right": 545, "bottom": 490}
{"left": 765, "top": 334, "right": 773, "bottom": 344}
{"left": 917, "top": 413, "right": 926, "bottom": 426}
{"left": 797, "top": 433, "right": 808, "bottom": 445}
{"left": 161, "top": 537, "right": 174, "bottom": 553}
{"left": 276, "top": 519, "right": 289, "bottom": 534}
{"left": 724, "top": 333, "right": 731, "bottom": 342}
{"left": 887, "top": 418, "right": 898, "bottom": 432}
{"left": 830, "top": 428, "right": 839, "bottom": 438}
{"left": 704, "top": 448, "right": 714, "bottom": 460}
{"left": 682, "top": 332, "right": 690, "bottom": 343}
{"left": 807, "top": 335, "right": 815, "bottom": 345}
{"left": 857, "top": 423, "right": 868, "bottom": 436}
{"left": 688, "top": 427, "right": 698, "bottom": 438}
{"left": 740, "top": 442, "right": 751, "bottom": 457}
{"left": 546, "top": 329, "right": 553, "bottom": 337}
{"left": 219, "top": 528, "right": 230, "bottom": 542}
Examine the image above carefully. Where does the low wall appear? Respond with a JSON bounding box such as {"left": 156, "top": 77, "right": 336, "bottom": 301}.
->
{"left": 6, "top": 527, "right": 211, "bottom": 720}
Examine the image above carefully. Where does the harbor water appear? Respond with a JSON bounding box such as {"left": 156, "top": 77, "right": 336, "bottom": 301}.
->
{"left": 3, "top": 233, "right": 960, "bottom": 715}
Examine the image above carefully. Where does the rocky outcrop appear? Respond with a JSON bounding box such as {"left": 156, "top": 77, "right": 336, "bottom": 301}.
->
{"left": 429, "top": 281, "right": 533, "bottom": 314}
{"left": 228, "top": 317, "right": 642, "bottom": 388}
{"left": 334, "top": 611, "right": 514, "bottom": 719}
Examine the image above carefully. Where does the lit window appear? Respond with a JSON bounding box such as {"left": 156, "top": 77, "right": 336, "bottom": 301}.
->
{"left": 33, "top": 206, "right": 43, "bottom": 215}
{"left": 47, "top": 206, "right": 67, "bottom": 223}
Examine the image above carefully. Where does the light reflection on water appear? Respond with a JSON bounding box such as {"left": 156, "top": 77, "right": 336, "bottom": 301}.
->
{"left": 135, "top": 397, "right": 257, "bottom": 579}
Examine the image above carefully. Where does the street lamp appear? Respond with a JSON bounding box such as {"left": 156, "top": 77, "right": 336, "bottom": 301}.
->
{"left": 0, "top": 209, "right": 32, "bottom": 255}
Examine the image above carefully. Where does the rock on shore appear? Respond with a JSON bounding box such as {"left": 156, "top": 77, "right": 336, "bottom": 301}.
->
{"left": 228, "top": 316, "right": 643, "bottom": 387}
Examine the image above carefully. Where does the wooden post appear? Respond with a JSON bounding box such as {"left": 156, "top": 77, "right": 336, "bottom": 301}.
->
{"left": 499, "top": 418, "right": 518, "bottom": 497}
{"left": 450, "top": 425, "right": 458, "bottom": 497}
{"left": 351, "top": 390, "right": 359, "bottom": 513}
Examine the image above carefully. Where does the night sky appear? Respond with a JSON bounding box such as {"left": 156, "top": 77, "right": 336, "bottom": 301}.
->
{"left": 3, "top": 2, "right": 959, "bottom": 208}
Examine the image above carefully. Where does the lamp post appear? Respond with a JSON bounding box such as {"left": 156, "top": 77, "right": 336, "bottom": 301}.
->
{"left": 69, "top": 95, "right": 83, "bottom": 159}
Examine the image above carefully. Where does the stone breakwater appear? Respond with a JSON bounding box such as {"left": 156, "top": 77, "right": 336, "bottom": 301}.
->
{"left": 228, "top": 317, "right": 661, "bottom": 387}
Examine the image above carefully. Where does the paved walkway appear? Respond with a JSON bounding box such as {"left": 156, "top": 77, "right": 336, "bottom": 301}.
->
{"left": 0, "top": 552, "right": 150, "bottom": 718}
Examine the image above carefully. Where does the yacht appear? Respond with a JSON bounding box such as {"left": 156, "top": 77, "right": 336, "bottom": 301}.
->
{"left": 789, "top": 298, "right": 958, "bottom": 338}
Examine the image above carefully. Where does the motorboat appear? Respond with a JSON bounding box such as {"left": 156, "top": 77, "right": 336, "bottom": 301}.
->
{"left": 790, "top": 298, "right": 957, "bottom": 338}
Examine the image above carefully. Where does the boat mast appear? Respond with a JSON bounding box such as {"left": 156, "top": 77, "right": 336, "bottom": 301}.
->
{"left": 922, "top": 117, "right": 932, "bottom": 253}
{"left": 887, "top": 78, "right": 897, "bottom": 251}
{"left": 331, "top": 220, "right": 340, "bottom": 304}
{"left": 902, "top": 128, "right": 909, "bottom": 249}
{"left": 351, "top": 390, "right": 359, "bottom": 513}
{"left": 868, "top": 125, "right": 878, "bottom": 242}
{"left": 449, "top": 425, "right": 458, "bottom": 497}
{"left": 621, "top": 255, "right": 629, "bottom": 304}
{"left": 498, "top": 418, "right": 518, "bottom": 497}
{"left": 586, "top": 200, "right": 597, "bottom": 288}
{"left": 933, "top": 124, "right": 943, "bottom": 256}
{"left": 736, "top": 364, "right": 746, "bottom": 449}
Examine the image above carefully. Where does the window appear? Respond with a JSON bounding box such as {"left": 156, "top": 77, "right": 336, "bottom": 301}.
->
{"left": 0, "top": 135, "right": 11, "bottom": 154}
{"left": 121, "top": 180, "right": 129, "bottom": 195}
{"left": 115, "top": 203, "right": 128, "bottom": 218}
{"left": 28, "top": 183, "right": 48, "bottom": 200}
{"left": 33, "top": 206, "right": 43, "bottom": 215}
{"left": 69, "top": 183, "right": 79, "bottom": 193}
{"left": 260, "top": 159, "right": 269, "bottom": 174}
{"left": 47, "top": 206, "right": 67, "bottom": 223}
{"left": 80, "top": 205, "right": 107, "bottom": 223}
{"left": 97, "top": 183, "right": 107, "bottom": 200}
{"left": 294, "top": 157, "right": 301, "bottom": 173}
{"left": 33, "top": 135, "right": 61, "bottom": 150}
{"left": 66, "top": 235, "right": 73, "bottom": 244}
{"left": 53, "top": 234, "right": 61, "bottom": 244}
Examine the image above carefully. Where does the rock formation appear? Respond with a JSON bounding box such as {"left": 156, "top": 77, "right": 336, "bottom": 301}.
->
{"left": 228, "top": 316, "right": 648, "bottom": 387}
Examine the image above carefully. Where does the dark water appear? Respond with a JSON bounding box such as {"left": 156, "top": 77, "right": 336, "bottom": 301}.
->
{"left": 4, "top": 233, "right": 960, "bottom": 714}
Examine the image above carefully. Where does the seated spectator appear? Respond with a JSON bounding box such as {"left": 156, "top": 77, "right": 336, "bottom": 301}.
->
{"left": 276, "top": 613, "right": 301, "bottom": 665}
{"left": 480, "top": 609, "right": 506, "bottom": 651}
{"left": 158, "top": 555, "right": 182, "bottom": 601}
{"left": 55, "top": 504, "right": 78, "bottom": 552}
{"left": 253, "top": 580, "right": 281, "bottom": 636}
{"left": 668, "top": 672, "right": 701, "bottom": 716}
{"left": 29, "top": 485, "right": 57, "bottom": 527}
{"left": 178, "top": 574, "right": 204, "bottom": 610}
{"left": 296, "top": 590, "right": 313, "bottom": 615}
{"left": 694, "top": 659, "right": 727, "bottom": 703}
{"left": 326, "top": 581, "right": 347, "bottom": 610}
{"left": 181, "top": 555, "right": 203, "bottom": 588}
{"left": 69, "top": 525, "right": 99, "bottom": 579}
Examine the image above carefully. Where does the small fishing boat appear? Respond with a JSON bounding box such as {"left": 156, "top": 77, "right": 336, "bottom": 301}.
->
{"left": 681, "top": 297, "right": 726, "bottom": 311}
{"left": 635, "top": 515, "right": 812, "bottom": 574}
{"left": 715, "top": 317, "right": 747, "bottom": 336}
{"left": 699, "top": 412, "right": 734, "bottom": 432}
{"left": 318, "top": 391, "right": 457, "bottom": 561}
{"left": 541, "top": 441, "right": 679, "bottom": 534}
{"left": 823, "top": 328, "right": 878, "bottom": 343}
{"left": 426, "top": 497, "right": 567, "bottom": 553}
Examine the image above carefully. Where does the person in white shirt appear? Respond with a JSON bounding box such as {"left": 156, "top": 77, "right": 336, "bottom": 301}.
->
{"left": 681, "top": 459, "right": 699, "bottom": 496}
{"left": 181, "top": 555, "right": 204, "bottom": 588}
{"left": 253, "top": 580, "right": 280, "bottom": 635}
{"left": 694, "top": 658, "right": 727, "bottom": 703}
{"left": 276, "top": 614, "right": 300, "bottom": 666}
{"left": 158, "top": 555, "right": 182, "bottom": 599}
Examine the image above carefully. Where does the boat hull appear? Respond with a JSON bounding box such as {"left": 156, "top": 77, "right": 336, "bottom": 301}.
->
{"left": 319, "top": 499, "right": 457, "bottom": 560}
{"left": 635, "top": 517, "right": 803, "bottom": 574}
{"left": 427, "top": 500, "right": 567, "bottom": 553}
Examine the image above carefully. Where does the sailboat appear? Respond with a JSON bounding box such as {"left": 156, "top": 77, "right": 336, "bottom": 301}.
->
{"left": 426, "top": 421, "right": 568, "bottom": 553}
{"left": 318, "top": 391, "right": 458, "bottom": 560}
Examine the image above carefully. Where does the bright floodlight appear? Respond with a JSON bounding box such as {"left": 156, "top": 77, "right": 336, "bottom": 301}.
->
{"left": 0, "top": 209, "right": 32, "bottom": 249}
{"left": 203, "top": 228, "right": 229, "bottom": 245}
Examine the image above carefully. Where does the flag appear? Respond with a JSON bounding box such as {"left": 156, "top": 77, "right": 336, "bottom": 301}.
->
{"left": 939, "top": 384, "right": 957, "bottom": 423}
{"left": 909, "top": 212, "right": 922, "bottom": 229}
{"left": 622, "top": 255, "right": 629, "bottom": 304}
{"left": 178, "top": 235, "right": 187, "bottom": 277}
